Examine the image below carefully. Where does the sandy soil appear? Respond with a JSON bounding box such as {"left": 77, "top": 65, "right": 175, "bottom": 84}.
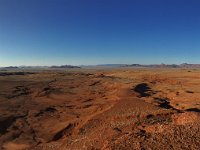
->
{"left": 0, "top": 68, "right": 200, "bottom": 150}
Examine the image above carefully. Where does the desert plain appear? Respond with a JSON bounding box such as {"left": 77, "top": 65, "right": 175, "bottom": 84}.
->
{"left": 0, "top": 68, "right": 200, "bottom": 150}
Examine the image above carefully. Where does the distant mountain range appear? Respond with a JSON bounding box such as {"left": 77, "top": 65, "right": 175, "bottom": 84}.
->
{"left": 50, "top": 65, "right": 81, "bottom": 68}
{"left": 2, "top": 66, "right": 19, "bottom": 69}
{"left": 122, "top": 63, "right": 200, "bottom": 68}
{"left": 0, "top": 65, "right": 81, "bottom": 69}
{"left": 87, "top": 63, "right": 200, "bottom": 68}
{"left": 1, "top": 63, "right": 200, "bottom": 69}
{"left": 179, "top": 63, "right": 200, "bottom": 68}
{"left": 122, "top": 64, "right": 179, "bottom": 68}
{"left": 83, "top": 63, "right": 200, "bottom": 68}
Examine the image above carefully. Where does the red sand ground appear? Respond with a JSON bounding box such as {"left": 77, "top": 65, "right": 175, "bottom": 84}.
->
{"left": 0, "top": 68, "right": 200, "bottom": 150}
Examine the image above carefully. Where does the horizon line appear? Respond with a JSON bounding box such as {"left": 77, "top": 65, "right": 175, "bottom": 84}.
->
{"left": 0, "top": 63, "right": 199, "bottom": 68}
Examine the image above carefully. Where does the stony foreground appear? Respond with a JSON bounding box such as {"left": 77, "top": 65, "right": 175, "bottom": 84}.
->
{"left": 0, "top": 68, "right": 200, "bottom": 150}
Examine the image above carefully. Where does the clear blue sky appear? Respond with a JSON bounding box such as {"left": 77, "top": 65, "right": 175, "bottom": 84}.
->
{"left": 0, "top": 0, "right": 200, "bottom": 66}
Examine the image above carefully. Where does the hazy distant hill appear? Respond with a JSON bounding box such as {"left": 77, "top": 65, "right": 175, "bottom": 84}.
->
{"left": 122, "top": 64, "right": 179, "bottom": 68}
{"left": 0, "top": 65, "right": 80, "bottom": 70}
{"left": 50, "top": 65, "right": 81, "bottom": 69}
{"left": 1, "top": 66, "right": 19, "bottom": 69}
{"left": 180, "top": 63, "right": 200, "bottom": 68}
{"left": 95, "top": 64, "right": 125, "bottom": 67}
{"left": 123, "top": 63, "right": 200, "bottom": 68}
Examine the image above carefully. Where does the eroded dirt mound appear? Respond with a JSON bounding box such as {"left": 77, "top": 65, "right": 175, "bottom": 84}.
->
{"left": 172, "top": 112, "right": 199, "bottom": 125}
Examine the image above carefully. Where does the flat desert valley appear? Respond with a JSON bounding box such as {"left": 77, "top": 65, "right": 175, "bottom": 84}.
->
{"left": 0, "top": 68, "right": 200, "bottom": 150}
